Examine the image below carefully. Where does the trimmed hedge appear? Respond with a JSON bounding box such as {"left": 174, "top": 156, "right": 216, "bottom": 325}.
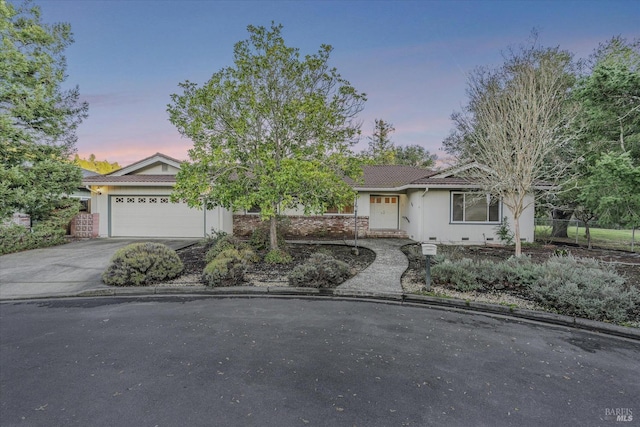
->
{"left": 102, "top": 242, "right": 183, "bottom": 286}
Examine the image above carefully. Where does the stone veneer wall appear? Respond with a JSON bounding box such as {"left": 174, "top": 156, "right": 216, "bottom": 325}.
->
{"left": 233, "top": 214, "right": 369, "bottom": 239}
{"left": 70, "top": 213, "right": 99, "bottom": 238}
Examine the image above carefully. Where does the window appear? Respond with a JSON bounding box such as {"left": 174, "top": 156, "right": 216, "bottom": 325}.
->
{"left": 247, "top": 205, "right": 261, "bottom": 214}
{"left": 325, "top": 205, "right": 354, "bottom": 215}
{"left": 451, "top": 192, "right": 500, "bottom": 223}
{"left": 370, "top": 196, "right": 396, "bottom": 204}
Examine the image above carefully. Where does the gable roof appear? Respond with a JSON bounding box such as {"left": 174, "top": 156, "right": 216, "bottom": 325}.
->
{"left": 108, "top": 152, "right": 182, "bottom": 176}
{"left": 82, "top": 152, "right": 182, "bottom": 187}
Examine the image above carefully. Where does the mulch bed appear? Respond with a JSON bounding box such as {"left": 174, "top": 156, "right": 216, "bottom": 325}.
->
{"left": 176, "top": 242, "right": 376, "bottom": 285}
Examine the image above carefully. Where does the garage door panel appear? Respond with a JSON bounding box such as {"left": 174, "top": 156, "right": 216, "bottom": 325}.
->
{"left": 110, "top": 195, "right": 206, "bottom": 237}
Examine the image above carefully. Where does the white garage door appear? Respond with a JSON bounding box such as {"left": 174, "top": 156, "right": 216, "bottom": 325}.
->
{"left": 110, "top": 195, "right": 206, "bottom": 238}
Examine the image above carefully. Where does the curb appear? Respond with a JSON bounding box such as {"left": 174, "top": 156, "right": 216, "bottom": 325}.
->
{"left": 2, "top": 286, "right": 638, "bottom": 342}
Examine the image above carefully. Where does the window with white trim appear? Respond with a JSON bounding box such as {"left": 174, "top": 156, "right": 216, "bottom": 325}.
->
{"left": 451, "top": 192, "right": 500, "bottom": 223}
{"left": 325, "top": 205, "right": 354, "bottom": 215}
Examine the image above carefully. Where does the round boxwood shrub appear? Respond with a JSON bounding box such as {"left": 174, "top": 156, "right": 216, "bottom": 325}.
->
{"left": 288, "top": 253, "right": 350, "bottom": 288}
{"left": 202, "top": 247, "right": 254, "bottom": 287}
{"left": 102, "top": 242, "right": 183, "bottom": 286}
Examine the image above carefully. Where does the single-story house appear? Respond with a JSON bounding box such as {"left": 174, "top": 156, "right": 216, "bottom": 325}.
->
{"left": 81, "top": 152, "right": 538, "bottom": 244}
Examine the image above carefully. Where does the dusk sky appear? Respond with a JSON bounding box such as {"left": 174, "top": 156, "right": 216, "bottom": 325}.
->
{"left": 35, "top": 0, "right": 639, "bottom": 167}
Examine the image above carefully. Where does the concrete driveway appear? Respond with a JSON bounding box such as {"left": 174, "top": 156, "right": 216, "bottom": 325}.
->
{"left": 0, "top": 239, "right": 196, "bottom": 300}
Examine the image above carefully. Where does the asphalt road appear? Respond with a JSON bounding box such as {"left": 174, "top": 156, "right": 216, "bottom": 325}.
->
{"left": 1, "top": 297, "right": 638, "bottom": 427}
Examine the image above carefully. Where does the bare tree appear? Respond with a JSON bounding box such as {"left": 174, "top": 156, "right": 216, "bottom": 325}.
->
{"left": 451, "top": 44, "right": 578, "bottom": 256}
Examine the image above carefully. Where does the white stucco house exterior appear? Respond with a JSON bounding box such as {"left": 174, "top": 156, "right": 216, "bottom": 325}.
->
{"left": 82, "top": 152, "right": 539, "bottom": 244}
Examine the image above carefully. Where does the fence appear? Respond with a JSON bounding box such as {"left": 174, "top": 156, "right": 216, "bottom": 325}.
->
{"left": 535, "top": 218, "right": 638, "bottom": 253}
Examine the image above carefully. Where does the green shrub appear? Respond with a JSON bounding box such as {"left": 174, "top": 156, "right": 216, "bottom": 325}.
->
{"left": 431, "top": 259, "right": 481, "bottom": 292}
{"left": 205, "top": 235, "right": 252, "bottom": 263}
{"left": 102, "top": 242, "right": 183, "bottom": 286}
{"left": 529, "top": 255, "right": 639, "bottom": 323}
{"left": 202, "top": 255, "right": 246, "bottom": 287}
{"left": 403, "top": 244, "right": 424, "bottom": 264}
{"left": 495, "top": 217, "right": 515, "bottom": 245}
{"left": 288, "top": 253, "right": 350, "bottom": 288}
{"left": 429, "top": 253, "right": 638, "bottom": 323}
{"left": 480, "top": 256, "right": 541, "bottom": 290}
{"left": 249, "top": 225, "right": 287, "bottom": 252}
{"left": 202, "top": 230, "right": 228, "bottom": 251}
{"left": 202, "top": 245, "right": 257, "bottom": 287}
{"left": 0, "top": 202, "right": 80, "bottom": 255}
{"left": 264, "top": 249, "right": 292, "bottom": 264}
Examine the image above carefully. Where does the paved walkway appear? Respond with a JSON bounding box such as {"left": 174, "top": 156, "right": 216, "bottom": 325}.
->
{"left": 335, "top": 238, "right": 413, "bottom": 296}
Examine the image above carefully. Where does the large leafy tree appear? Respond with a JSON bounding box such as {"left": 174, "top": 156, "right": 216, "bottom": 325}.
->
{"left": 394, "top": 144, "right": 436, "bottom": 168}
{"left": 580, "top": 152, "right": 640, "bottom": 230}
{"left": 74, "top": 154, "right": 121, "bottom": 174}
{"left": 168, "top": 23, "right": 366, "bottom": 251}
{"left": 0, "top": 0, "right": 88, "bottom": 221}
{"left": 575, "top": 37, "right": 640, "bottom": 161}
{"left": 366, "top": 118, "right": 396, "bottom": 164}
{"left": 444, "top": 42, "right": 578, "bottom": 256}
{"left": 366, "top": 119, "right": 436, "bottom": 168}
{"left": 550, "top": 37, "right": 639, "bottom": 238}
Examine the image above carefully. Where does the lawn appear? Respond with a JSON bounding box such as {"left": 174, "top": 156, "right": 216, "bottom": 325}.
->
{"left": 536, "top": 225, "right": 638, "bottom": 252}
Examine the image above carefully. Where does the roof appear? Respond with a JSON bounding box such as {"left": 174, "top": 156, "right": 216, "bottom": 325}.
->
{"left": 81, "top": 168, "right": 100, "bottom": 178}
{"left": 108, "top": 152, "right": 183, "bottom": 176}
{"left": 83, "top": 153, "right": 539, "bottom": 191}
{"left": 83, "top": 175, "right": 176, "bottom": 184}
{"left": 350, "top": 165, "right": 436, "bottom": 189}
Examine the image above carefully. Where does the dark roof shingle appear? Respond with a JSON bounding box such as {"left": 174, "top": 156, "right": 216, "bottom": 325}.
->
{"left": 351, "top": 165, "right": 435, "bottom": 188}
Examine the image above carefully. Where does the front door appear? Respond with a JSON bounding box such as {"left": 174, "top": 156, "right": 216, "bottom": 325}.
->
{"left": 369, "top": 196, "right": 399, "bottom": 229}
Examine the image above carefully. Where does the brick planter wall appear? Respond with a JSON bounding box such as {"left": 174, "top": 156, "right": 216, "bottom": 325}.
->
{"left": 233, "top": 215, "right": 369, "bottom": 239}
{"left": 70, "top": 213, "right": 99, "bottom": 238}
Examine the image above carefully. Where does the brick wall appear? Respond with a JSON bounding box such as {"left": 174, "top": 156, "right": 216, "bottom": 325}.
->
{"left": 233, "top": 214, "right": 369, "bottom": 239}
{"left": 70, "top": 213, "right": 99, "bottom": 238}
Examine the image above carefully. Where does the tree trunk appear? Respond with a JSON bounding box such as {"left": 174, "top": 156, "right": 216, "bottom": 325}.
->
{"left": 269, "top": 215, "right": 278, "bottom": 251}
{"left": 551, "top": 208, "right": 572, "bottom": 238}
{"left": 585, "top": 221, "right": 592, "bottom": 250}
{"left": 514, "top": 214, "right": 522, "bottom": 257}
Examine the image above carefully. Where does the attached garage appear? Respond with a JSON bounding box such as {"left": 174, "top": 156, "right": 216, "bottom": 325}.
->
{"left": 109, "top": 195, "right": 207, "bottom": 238}
{"left": 83, "top": 153, "right": 233, "bottom": 238}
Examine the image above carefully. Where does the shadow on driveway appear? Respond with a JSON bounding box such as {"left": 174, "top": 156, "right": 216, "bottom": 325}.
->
{"left": 0, "top": 239, "right": 197, "bottom": 299}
